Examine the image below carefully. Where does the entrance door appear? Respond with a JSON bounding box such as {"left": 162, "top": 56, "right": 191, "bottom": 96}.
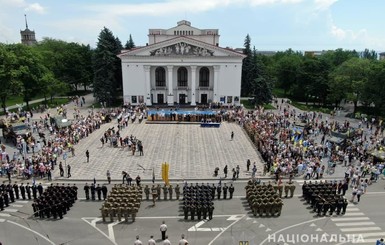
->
{"left": 157, "top": 94, "right": 164, "bottom": 104}
{"left": 179, "top": 94, "right": 186, "bottom": 104}
{"left": 201, "top": 94, "right": 208, "bottom": 104}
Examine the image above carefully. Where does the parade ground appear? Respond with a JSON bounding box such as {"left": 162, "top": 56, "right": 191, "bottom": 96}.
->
{"left": 54, "top": 121, "right": 264, "bottom": 182}
{"left": 1, "top": 180, "right": 385, "bottom": 245}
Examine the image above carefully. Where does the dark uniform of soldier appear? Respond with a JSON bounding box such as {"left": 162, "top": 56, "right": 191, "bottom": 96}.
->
{"left": 211, "top": 184, "right": 216, "bottom": 199}
{"left": 101, "top": 185, "right": 108, "bottom": 200}
{"left": 26, "top": 183, "right": 32, "bottom": 200}
{"left": 190, "top": 205, "right": 196, "bottom": 220}
{"left": 0, "top": 192, "right": 4, "bottom": 211}
{"left": 96, "top": 184, "right": 102, "bottom": 200}
{"left": 183, "top": 205, "right": 189, "bottom": 220}
{"left": 90, "top": 184, "right": 96, "bottom": 200}
{"left": 13, "top": 183, "right": 19, "bottom": 199}
{"left": 223, "top": 184, "right": 228, "bottom": 199}
{"left": 229, "top": 184, "right": 234, "bottom": 199}
{"left": 168, "top": 185, "right": 173, "bottom": 200}
{"left": 37, "top": 183, "right": 43, "bottom": 197}
{"left": 32, "top": 184, "right": 37, "bottom": 199}
{"left": 208, "top": 205, "right": 214, "bottom": 220}
{"left": 196, "top": 205, "right": 202, "bottom": 220}
{"left": 8, "top": 184, "right": 15, "bottom": 203}
{"left": 84, "top": 183, "right": 90, "bottom": 200}
{"left": 216, "top": 185, "right": 222, "bottom": 200}
{"left": 20, "top": 183, "right": 26, "bottom": 200}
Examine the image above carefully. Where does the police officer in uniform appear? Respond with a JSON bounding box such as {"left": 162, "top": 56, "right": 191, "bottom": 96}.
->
{"left": 84, "top": 183, "right": 90, "bottom": 200}
{"left": 229, "top": 184, "right": 235, "bottom": 199}
{"left": 223, "top": 184, "right": 228, "bottom": 199}
{"left": 26, "top": 183, "right": 32, "bottom": 200}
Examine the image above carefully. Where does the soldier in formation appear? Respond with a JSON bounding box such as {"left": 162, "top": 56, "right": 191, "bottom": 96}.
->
{"left": 31, "top": 183, "right": 78, "bottom": 219}
{"left": 182, "top": 183, "right": 215, "bottom": 221}
{"left": 100, "top": 184, "right": 142, "bottom": 223}
{"left": 246, "top": 180, "right": 284, "bottom": 217}
{"left": 302, "top": 180, "right": 348, "bottom": 217}
{"left": 1, "top": 181, "right": 40, "bottom": 212}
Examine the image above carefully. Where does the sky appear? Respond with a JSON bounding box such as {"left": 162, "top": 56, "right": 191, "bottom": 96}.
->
{"left": 1, "top": 0, "right": 384, "bottom": 52}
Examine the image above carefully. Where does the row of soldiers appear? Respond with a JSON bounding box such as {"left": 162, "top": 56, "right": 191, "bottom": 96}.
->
{"left": 181, "top": 183, "right": 215, "bottom": 220}
{"left": 302, "top": 180, "right": 348, "bottom": 216}
{"left": 100, "top": 184, "right": 142, "bottom": 222}
{"left": 0, "top": 181, "right": 43, "bottom": 211}
{"left": 31, "top": 184, "right": 78, "bottom": 219}
{"left": 1, "top": 181, "right": 45, "bottom": 211}
{"left": 144, "top": 184, "right": 181, "bottom": 201}
{"left": 84, "top": 183, "right": 108, "bottom": 200}
{"left": 246, "top": 180, "right": 284, "bottom": 217}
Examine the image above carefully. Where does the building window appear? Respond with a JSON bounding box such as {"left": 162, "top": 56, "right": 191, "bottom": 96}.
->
{"left": 132, "top": 96, "right": 137, "bottom": 104}
{"left": 174, "top": 31, "right": 176, "bottom": 35}
{"left": 177, "top": 67, "right": 188, "bottom": 87}
{"left": 155, "top": 67, "right": 166, "bottom": 87}
{"left": 192, "top": 31, "right": 193, "bottom": 35}
{"left": 199, "top": 67, "right": 210, "bottom": 87}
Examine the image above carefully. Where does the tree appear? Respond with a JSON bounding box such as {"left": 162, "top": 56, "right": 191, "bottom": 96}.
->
{"left": 0, "top": 44, "right": 22, "bottom": 114}
{"left": 93, "top": 27, "right": 123, "bottom": 106}
{"left": 125, "top": 34, "right": 135, "bottom": 50}
{"left": 241, "top": 34, "right": 256, "bottom": 97}
{"left": 274, "top": 53, "right": 302, "bottom": 96}
{"left": 361, "top": 48, "right": 377, "bottom": 60}
{"left": 329, "top": 57, "right": 371, "bottom": 112}
{"left": 8, "top": 44, "right": 47, "bottom": 108}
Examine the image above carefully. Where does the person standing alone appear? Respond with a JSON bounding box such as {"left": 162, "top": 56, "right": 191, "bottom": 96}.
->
{"left": 231, "top": 131, "right": 234, "bottom": 140}
{"left": 160, "top": 221, "right": 167, "bottom": 240}
{"left": 86, "top": 150, "right": 90, "bottom": 163}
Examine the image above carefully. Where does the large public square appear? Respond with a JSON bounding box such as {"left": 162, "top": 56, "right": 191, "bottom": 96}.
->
{"left": 1, "top": 94, "right": 385, "bottom": 245}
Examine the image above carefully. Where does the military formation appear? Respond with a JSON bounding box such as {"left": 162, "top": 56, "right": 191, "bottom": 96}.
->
{"left": 181, "top": 183, "right": 216, "bottom": 220}
{"left": 143, "top": 184, "right": 181, "bottom": 203}
{"left": 302, "top": 180, "right": 349, "bottom": 216}
{"left": 245, "top": 180, "right": 284, "bottom": 217}
{"left": 31, "top": 183, "right": 78, "bottom": 219}
{"left": 100, "top": 184, "right": 142, "bottom": 222}
{"left": 1, "top": 181, "right": 44, "bottom": 211}
{"left": 83, "top": 183, "right": 108, "bottom": 201}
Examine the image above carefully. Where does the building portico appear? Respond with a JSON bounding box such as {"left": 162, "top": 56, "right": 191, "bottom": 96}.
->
{"left": 119, "top": 21, "right": 245, "bottom": 106}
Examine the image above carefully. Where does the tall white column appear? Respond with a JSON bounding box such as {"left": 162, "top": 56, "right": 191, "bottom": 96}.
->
{"left": 167, "top": 65, "right": 174, "bottom": 106}
{"left": 213, "top": 65, "right": 220, "bottom": 103}
{"left": 190, "top": 65, "right": 197, "bottom": 106}
{"left": 144, "top": 65, "right": 152, "bottom": 106}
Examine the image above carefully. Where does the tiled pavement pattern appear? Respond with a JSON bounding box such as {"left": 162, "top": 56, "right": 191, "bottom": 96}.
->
{"left": 54, "top": 121, "right": 264, "bottom": 181}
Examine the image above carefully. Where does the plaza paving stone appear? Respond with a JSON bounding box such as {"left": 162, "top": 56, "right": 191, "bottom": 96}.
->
{"left": 55, "top": 121, "right": 264, "bottom": 181}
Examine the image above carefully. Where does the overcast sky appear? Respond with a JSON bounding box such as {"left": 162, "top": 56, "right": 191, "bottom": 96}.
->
{"left": 1, "top": 0, "right": 384, "bottom": 52}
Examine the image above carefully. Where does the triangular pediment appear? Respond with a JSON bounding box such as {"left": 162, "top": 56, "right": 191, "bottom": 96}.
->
{"left": 119, "top": 37, "right": 245, "bottom": 58}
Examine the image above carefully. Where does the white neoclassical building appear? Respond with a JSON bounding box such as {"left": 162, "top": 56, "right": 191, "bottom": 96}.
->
{"left": 119, "top": 20, "right": 245, "bottom": 106}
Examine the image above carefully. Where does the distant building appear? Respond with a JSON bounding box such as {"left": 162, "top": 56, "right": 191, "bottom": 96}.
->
{"left": 304, "top": 51, "right": 324, "bottom": 57}
{"left": 379, "top": 52, "right": 385, "bottom": 60}
{"left": 119, "top": 20, "right": 245, "bottom": 106}
{"left": 20, "top": 14, "right": 37, "bottom": 46}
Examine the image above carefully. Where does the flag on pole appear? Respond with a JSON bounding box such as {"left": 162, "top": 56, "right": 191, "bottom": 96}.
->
{"left": 152, "top": 168, "right": 155, "bottom": 183}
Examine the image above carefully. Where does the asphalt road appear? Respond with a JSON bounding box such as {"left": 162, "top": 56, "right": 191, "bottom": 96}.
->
{"left": 1, "top": 179, "right": 384, "bottom": 245}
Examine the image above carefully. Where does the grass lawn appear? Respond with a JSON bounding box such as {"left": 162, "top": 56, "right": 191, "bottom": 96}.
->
{"left": 290, "top": 101, "right": 333, "bottom": 114}
{"left": 272, "top": 88, "right": 287, "bottom": 98}
{"left": 0, "top": 98, "right": 70, "bottom": 116}
{"left": 241, "top": 99, "right": 275, "bottom": 110}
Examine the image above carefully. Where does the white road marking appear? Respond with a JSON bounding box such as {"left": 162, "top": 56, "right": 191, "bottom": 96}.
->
{"left": 331, "top": 217, "right": 369, "bottom": 222}
{"left": 107, "top": 221, "right": 122, "bottom": 242}
{"left": 208, "top": 215, "right": 246, "bottom": 245}
{"left": 335, "top": 222, "right": 375, "bottom": 227}
{"left": 11, "top": 205, "right": 23, "bottom": 208}
{"left": 0, "top": 219, "right": 5, "bottom": 222}
{"left": 345, "top": 207, "right": 360, "bottom": 211}
{"left": 343, "top": 212, "right": 365, "bottom": 216}
{"left": 259, "top": 217, "right": 326, "bottom": 245}
{"left": 344, "top": 232, "right": 385, "bottom": 238}
{"left": 82, "top": 218, "right": 118, "bottom": 245}
{"left": 3, "top": 208, "right": 18, "bottom": 213}
{"left": 0, "top": 213, "right": 11, "bottom": 217}
{"left": 6, "top": 220, "right": 56, "bottom": 245}
{"left": 340, "top": 227, "right": 381, "bottom": 232}
{"left": 15, "top": 200, "right": 29, "bottom": 204}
